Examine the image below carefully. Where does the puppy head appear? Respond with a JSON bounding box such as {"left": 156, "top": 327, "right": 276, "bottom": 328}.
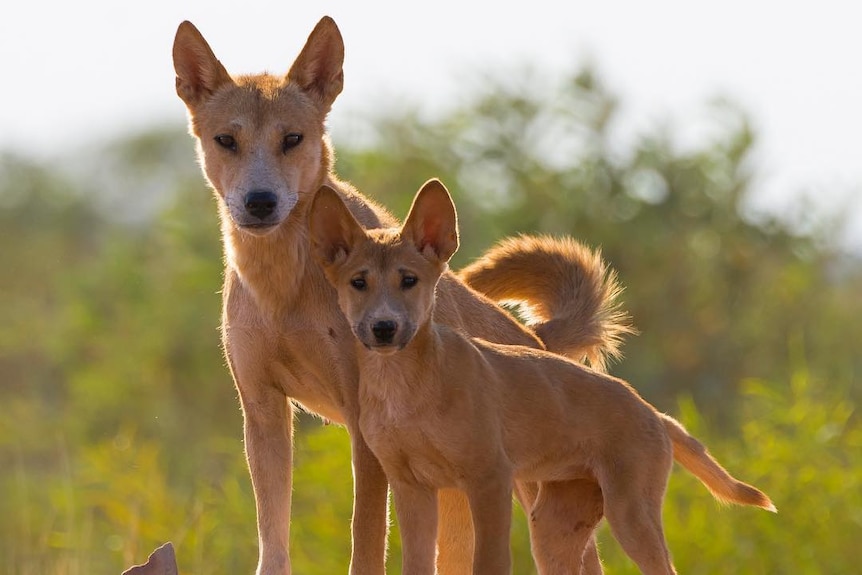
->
{"left": 308, "top": 180, "right": 459, "bottom": 353}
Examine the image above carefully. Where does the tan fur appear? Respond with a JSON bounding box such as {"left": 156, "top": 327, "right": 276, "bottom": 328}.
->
{"left": 309, "top": 180, "right": 775, "bottom": 575}
{"left": 173, "top": 16, "right": 630, "bottom": 575}
{"left": 459, "top": 235, "right": 635, "bottom": 372}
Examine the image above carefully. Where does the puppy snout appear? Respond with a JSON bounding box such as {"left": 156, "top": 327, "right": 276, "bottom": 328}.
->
{"left": 371, "top": 320, "right": 398, "bottom": 344}
{"left": 244, "top": 189, "right": 278, "bottom": 220}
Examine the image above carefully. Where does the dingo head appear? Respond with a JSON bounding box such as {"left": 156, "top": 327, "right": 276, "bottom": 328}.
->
{"left": 173, "top": 17, "right": 344, "bottom": 235}
{"left": 309, "top": 179, "right": 459, "bottom": 354}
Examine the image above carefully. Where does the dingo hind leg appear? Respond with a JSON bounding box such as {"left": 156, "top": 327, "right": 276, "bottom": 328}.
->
{"left": 526, "top": 480, "right": 604, "bottom": 575}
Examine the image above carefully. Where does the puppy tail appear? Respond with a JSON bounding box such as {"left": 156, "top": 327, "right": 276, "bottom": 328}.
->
{"left": 661, "top": 414, "right": 776, "bottom": 512}
{"left": 458, "top": 234, "right": 635, "bottom": 372}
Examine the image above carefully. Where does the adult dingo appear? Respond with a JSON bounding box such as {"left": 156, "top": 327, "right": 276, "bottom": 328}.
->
{"left": 173, "top": 16, "right": 630, "bottom": 575}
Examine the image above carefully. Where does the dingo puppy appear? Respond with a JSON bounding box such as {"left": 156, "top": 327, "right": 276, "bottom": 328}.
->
{"left": 309, "top": 180, "right": 776, "bottom": 575}
{"left": 173, "top": 16, "right": 630, "bottom": 575}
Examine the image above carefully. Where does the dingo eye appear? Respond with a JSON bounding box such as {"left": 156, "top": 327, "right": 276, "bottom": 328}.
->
{"left": 214, "top": 134, "right": 237, "bottom": 151}
{"left": 282, "top": 133, "right": 303, "bottom": 153}
{"left": 350, "top": 277, "right": 367, "bottom": 291}
{"left": 401, "top": 275, "right": 418, "bottom": 289}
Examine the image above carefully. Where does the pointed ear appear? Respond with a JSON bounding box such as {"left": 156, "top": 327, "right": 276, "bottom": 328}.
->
{"left": 308, "top": 186, "right": 364, "bottom": 267}
{"left": 286, "top": 16, "right": 344, "bottom": 112}
{"left": 402, "top": 179, "right": 460, "bottom": 263}
{"left": 173, "top": 21, "right": 234, "bottom": 108}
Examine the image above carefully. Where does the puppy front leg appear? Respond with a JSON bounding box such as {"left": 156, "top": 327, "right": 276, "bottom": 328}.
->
{"left": 436, "top": 488, "right": 474, "bottom": 575}
{"left": 238, "top": 383, "right": 294, "bottom": 575}
{"left": 466, "top": 473, "right": 513, "bottom": 575}
{"left": 348, "top": 429, "right": 390, "bottom": 575}
{"left": 392, "top": 481, "right": 439, "bottom": 575}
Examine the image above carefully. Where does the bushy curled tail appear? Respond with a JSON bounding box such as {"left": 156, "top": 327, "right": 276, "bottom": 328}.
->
{"left": 660, "top": 414, "right": 776, "bottom": 512}
{"left": 458, "top": 234, "right": 634, "bottom": 372}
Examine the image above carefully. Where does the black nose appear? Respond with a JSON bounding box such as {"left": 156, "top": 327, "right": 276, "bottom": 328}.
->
{"left": 371, "top": 320, "right": 398, "bottom": 344}
{"left": 244, "top": 190, "right": 278, "bottom": 220}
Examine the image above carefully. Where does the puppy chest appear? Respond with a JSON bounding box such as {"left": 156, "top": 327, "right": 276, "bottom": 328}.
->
{"left": 361, "top": 418, "right": 465, "bottom": 488}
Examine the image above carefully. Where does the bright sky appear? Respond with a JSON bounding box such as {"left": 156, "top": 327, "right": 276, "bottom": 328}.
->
{"left": 2, "top": 0, "right": 860, "bottom": 250}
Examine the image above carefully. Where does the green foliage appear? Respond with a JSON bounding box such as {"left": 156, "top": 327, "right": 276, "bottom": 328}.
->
{"left": 1, "top": 64, "right": 860, "bottom": 574}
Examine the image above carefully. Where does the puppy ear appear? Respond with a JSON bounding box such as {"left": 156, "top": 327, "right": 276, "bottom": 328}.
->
{"left": 402, "top": 179, "right": 459, "bottom": 263}
{"left": 173, "top": 21, "right": 234, "bottom": 108}
{"left": 308, "top": 186, "right": 364, "bottom": 266}
{"left": 286, "top": 16, "right": 344, "bottom": 113}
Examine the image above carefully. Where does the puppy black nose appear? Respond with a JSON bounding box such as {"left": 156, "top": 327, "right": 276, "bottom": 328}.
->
{"left": 371, "top": 320, "right": 398, "bottom": 344}
{"left": 244, "top": 190, "right": 278, "bottom": 220}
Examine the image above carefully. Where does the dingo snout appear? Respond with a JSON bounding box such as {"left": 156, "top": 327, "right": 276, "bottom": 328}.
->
{"left": 226, "top": 183, "right": 297, "bottom": 232}
{"left": 244, "top": 189, "right": 278, "bottom": 220}
{"left": 371, "top": 320, "right": 398, "bottom": 344}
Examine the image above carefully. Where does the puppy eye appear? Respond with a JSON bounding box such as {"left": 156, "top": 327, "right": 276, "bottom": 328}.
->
{"left": 401, "top": 275, "right": 418, "bottom": 289}
{"left": 282, "top": 133, "right": 303, "bottom": 153}
{"left": 350, "top": 277, "right": 367, "bottom": 291}
{"left": 214, "top": 134, "right": 237, "bottom": 151}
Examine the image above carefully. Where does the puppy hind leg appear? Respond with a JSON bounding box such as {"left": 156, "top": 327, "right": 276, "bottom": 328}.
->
{"left": 527, "top": 480, "right": 604, "bottom": 575}
{"left": 602, "top": 485, "right": 675, "bottom": 575}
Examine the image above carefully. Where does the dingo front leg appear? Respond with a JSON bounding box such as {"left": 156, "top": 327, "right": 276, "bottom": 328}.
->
{"left": 238, "top": 383, "right": 293, "bottom": 575}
